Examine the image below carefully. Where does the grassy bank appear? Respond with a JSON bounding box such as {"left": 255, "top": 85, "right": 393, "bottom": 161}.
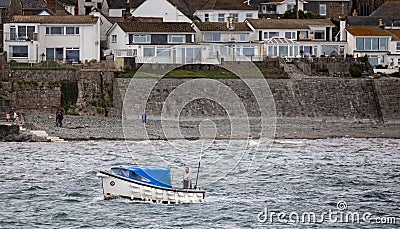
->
{"left": 116, "top": 66, "right": 289, "bottom": 79}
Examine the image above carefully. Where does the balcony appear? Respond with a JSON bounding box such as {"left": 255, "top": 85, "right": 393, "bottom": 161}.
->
{"left": 4, "top": 32, "right": 37, "bottom": 42}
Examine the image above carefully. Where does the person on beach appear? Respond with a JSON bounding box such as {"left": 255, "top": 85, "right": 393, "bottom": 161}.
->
{"left": 183, "top": 167, "right": 192, "bottom": 189}
{"left": 57, "top": 111, "right": 63, "bottom": 127}
{"left": 141, "top": 113, "right": 147, "bottom": 126}
{"left": 6, "top": 112, "right": 10, "bottom": 122}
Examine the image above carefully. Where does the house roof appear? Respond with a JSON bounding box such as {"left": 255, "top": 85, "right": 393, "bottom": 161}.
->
{"left": 247, "top": 18, "right": 334, "bottom": 29}
{"left": 116, "top": 21, "right": 195, "bottom": 33}
{"left": 346, "top": 16, "right": 392, "bottom": 27}
{"left": 346, "top": 26, "right": 392, "bottom": 36}
{"left": 194, "top": 22, "right": 252, "bottom": 31}
{"left": 0, "top": 0, "right": 10, "bottom": 8}
{"left": 199, "top": 0, "right": 256, "bottom": 10}
{"left": 387, "top": 30, "right": 400, "bottom": 41}
{"left": 20, "top": 0, "right": 47, "bottom": 9}
{"left": 10, "top": 15, "right": 99, "bottom": 24}
{"left": 58, "top": 0, "right": 75, "bottom": 5}
{"left": 106, "top": 0, "right": 146, "bottom": 9}
{"left": 370, "top": 1, "right": 400, "bottom": 22}
{"left": 261, "top": 0, "right": 284, "bottom": 3}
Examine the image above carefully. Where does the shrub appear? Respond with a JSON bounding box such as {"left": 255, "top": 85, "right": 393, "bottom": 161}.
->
{"left": 97, "top": 107, "right": 105, "bottom": 115}
{"left": 349, "top": 65, "right": 362, "bottom": 78}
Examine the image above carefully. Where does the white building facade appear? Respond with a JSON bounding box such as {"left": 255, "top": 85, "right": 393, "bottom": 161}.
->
{"left": 3, "top": 15, "right": 100, "bottom": 64}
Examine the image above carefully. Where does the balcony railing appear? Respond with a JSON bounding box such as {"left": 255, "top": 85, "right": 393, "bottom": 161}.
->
{"left": 4, "top": 33, "right": 36, "bottom": 42}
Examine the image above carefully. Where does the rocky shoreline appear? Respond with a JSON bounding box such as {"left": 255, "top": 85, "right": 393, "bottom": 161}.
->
{"left": 19, "top": 115, "right": 400, "bottom": 141}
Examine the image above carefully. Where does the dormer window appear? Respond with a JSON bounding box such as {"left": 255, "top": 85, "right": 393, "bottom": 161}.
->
{"left": 168, "top": 35, "right": 186, "bottom": 43}
{"left": 129, "top": 34, "right": 151, "bottom": 44}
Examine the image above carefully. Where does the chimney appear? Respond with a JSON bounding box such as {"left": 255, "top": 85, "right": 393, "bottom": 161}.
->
{"left": 124, "top": 0, "right": 132, "bottom": 19}
{"left": 47, "top": 0, "right": 57, "bottom": 13}
{"left": 74, "top": 0, "right": 79, "bottom": 15}
{"left": 227, "top": 13, "right": 235, "bottom": 31}
{"left": 379, "top": 18, "right": 384, "bottom": 28}
{"left": 339, "top": 14, "right": 347, "bottom": 42}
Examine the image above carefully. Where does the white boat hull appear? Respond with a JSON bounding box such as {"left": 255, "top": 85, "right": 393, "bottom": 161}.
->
{"left": 96, "top": 171, "right": 205, "bottom": 204}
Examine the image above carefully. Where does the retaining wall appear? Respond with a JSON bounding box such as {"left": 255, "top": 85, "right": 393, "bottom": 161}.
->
{"left": 114, "top": 77, "right": 399, "bottom": 122}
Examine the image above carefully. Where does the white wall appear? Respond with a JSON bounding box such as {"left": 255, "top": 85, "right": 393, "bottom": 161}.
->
{"left": 132, "top": 0, "right": 191, "bottom": 22}
{"left": 194, "top": 10, "right": 258, "bottom": 22}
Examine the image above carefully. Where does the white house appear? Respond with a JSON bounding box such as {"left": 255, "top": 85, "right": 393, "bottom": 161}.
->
{"left": 132, "top": 0, "right": 191, "bottom": 22}
{"left": 246, "top": 18, "right": 345, "bottom": 58}
{"left": 345, "top": 26, "right": 400, "bottom": 69}
{"left": 259, "top": 0, "right": 306, "bottom": 17}
{"left": 3, "top": 15, "right": 100, "bottom": 63}
{"left": 193, "top": 19, "right": 262, "bottom": 61}
{"left": 194, "top": 0, "right": 258, "bottom": 22}
{"left": 107, "top": 21, "right": 198, "bottom": 63}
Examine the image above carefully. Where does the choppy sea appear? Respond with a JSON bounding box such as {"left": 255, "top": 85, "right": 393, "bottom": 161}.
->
{"left": 0, "top": 138, "right": 399, "bottom": 228}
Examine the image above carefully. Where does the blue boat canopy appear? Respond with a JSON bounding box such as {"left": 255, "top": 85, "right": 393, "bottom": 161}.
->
{"left": 110, "top": 166, "right": 172, "bottom": 188}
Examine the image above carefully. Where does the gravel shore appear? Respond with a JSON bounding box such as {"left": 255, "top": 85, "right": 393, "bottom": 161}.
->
{"left": 23, "top": 115, "right": 400, "bottom": 140}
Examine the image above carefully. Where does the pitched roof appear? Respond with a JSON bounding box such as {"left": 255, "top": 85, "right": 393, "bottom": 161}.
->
{"left": 346, "top": 16, "right": 392, "bottom": 27}
{"left": 58, "top": 0, "right": 76, "bottom": 5}
{"left": 10, "top": 15, "right": 99, "bottom": 24}
{"left": 199, "top": 0, "right": 255, "bottom": 10}
{"left": 194, "top": 22, "right": 252, "bottom": 31}
{"left": 106, "top": 0, "right": 145, "bottom": 9}
{"left": 20, "top": 0, "right": 47, "bottom": 9}
{"left": 387, "top": 30, "right": 400, "bottom": 41}
{"left": 346, "top": 26, "right": 392, "bottom": 36}
{"left": 116, "top": 21, "right": 195, "bottom": 33}
{"left": 0, "top": 0, "right": 10, "bottom": 8}
{"left": 247, "top": 18, "right": 334, "bottom": 29}
{"left": 370, "top": 1, "right": 400, "bottom": 22}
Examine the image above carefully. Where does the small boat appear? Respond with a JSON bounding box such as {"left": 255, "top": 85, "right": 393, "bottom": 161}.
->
{"left": 96, "top": 166, "right": 205, "bottom": 204}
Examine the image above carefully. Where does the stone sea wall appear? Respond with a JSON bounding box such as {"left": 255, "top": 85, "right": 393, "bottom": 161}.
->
{"left": 114, "top": 77, "right": 400, "bottom": 123}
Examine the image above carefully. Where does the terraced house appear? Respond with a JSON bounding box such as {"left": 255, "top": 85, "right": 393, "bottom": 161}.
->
{"left": 3, "top": 15, "right": 100, "bottom": 63}
{"left": 246, "top": 18, "right": 345, "bottom": 58}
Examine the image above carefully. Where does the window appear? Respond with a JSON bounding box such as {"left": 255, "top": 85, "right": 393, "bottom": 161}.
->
{"left": 287, "top": 5, "right": 294, "bottom": 10}
{"left": 16, "top": 26, "right": 35, "bottom": 40}
{"left": 356, "top": 38, "right": 364, "bottom": 50}
{"left": 168, "top": 35, "right": 186, "bottom": 43}
{"left": 66, "top": 48, "right": 79, "bottom": 62}
{"left": 143, "top": 47, "right": 155, "bottom": 57}
{"left": 239, "top": 34, "right": 247, "bottom": 42}
{"left": 46, "top": 27, "right": 64, "bottom": 35}
{"left": 46, "top": 48, "right": 64, "bottom": 61}
{"left": 264, "top": 31, "right": 279, "bottom": 39}
{"left": 66, "top": 27, "right": 79, "bottom": 35}
{"left": 156, "top": 47, "right": 170, "bottom": 57}
{"left": 379, "top": 38, "right": 388, "bottom": 50}
{"left": 233, "top": 13, "right": 239, "bottom": 22}
{"left": 285, "top": 32, "right": 296, "bottom": 39}
{"left": 111, "top": 35, "right": 117, "bottom": 43}
{"left": 129, "top": 34, "right": 151, "bottom": 44}
{"left": 218, "top": 13, "right": 225, "bottom": 22}
{"left": 205, "top": 13, "right": 209, "bottom": 22}
{"left": 314, "top": 30, "right": 325, "bottom": 40}
{"left": 319, "top": 4, "right": 326, "bottom": 16}
{"left": 266, "top": 5, "right": 276, "bottom": 13}
{"left": 204, "top": 33, "right": 221, "bottom": 42}
{"left": 246, "top": 13, "right": 253, "bottom": 18}
{"left": 10, "top": 46, "right": 28, "bottom": 58}
{"left": 371, "top": 38, "right": 379, "bottom": 50}
{"left": 243, "top": 46, "right": 255, "bottom": 56}
{"left": 397, "top": 42, "right": 400, "bottom": 51}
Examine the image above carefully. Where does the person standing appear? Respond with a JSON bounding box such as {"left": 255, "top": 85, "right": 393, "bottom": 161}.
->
{"left": 6, "top": 112, "right": 10, "bottom": 122}
{"left": 55, "top": 111, "right": 60, "bottom": 127}
{"left": 57, "top": 111, "right": 63, "bottom": 128}
{"left": 183, "top": 167, "right": 192, "bottom": 189}
{"left": 141, "top": 113, "right": 147, "bottom": 126}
